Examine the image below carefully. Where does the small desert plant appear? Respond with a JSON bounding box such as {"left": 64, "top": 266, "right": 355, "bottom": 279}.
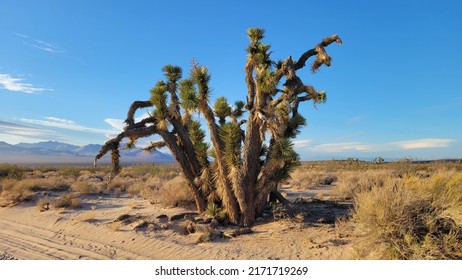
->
{"left": 70, "top": 181, "right": 96, "bottom": 195}
{"left": 335, "top": 170, "right": 392, "bottom": 199}
{"left": 122, "top": 164, "right": 180, "bottom": 180}
{"left": 107, "top": 176, "right": 133, "bottom": 191}
{"left": 154, "top": 176, "right": 194, "bottom": 207}
{"left": 0, "top": 164, "right": 26, "bottom": 179}
{"left": 352, "top": 175, "right": 462, "bottom": 260}
{"left": 51, "top": 194, "right": 81, "bottom": 209}
{"left": 127, "top": 176, "right": 162, "bottom": 196}
{"left": 290, "top": 169, "right": 336, "bottom": 189}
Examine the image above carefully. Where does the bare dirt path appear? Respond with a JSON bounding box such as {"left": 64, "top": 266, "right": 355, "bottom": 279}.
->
{"left": 0, "top": 187, "right": 354, "bottom": 260}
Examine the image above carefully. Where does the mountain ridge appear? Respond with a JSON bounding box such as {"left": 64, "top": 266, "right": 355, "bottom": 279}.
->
{"left": 0, "top": 140, "right": 174, "bottom": 165}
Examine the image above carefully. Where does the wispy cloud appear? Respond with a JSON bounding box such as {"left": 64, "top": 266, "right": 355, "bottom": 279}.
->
{"left": 104, "top": 118, "right": 125, "bottom": 132}
{"left": 104, "top": 112, "right": 152, "bottom": 132}
{"left": 0, "top": 73, "right": 52, "bottom": 94}
{"left": 311, "top": 142, "right": 377, "bottom": 153}
{"left": 0, "top": 120, "right": 68, "bottom": 143}
{"left": 16, "top": 33, "right": 65, "bottom": 54}
{"left": 393, "top": 138, "right": 454, "bottom": 150}
{"left": 346, "top": 115, "right": 365, "bottom": 125}
{"left": 295, "top": 138, "right": 455, "bottom": 154}
{"left": 19, "top": 117, "right": 117, "bottom": 135}
{"left": 293, "top": 139, "right": 312, "bottom": 149}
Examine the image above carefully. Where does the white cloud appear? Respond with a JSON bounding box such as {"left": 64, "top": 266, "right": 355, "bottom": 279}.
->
{"left": 45, "top": 116, "right": 76, "bottom": 124}
{"left": 294, "top": 138, "right": 454, "bottom": 154}
{"left": 0, "top": 120, "right": 68, "bottom": 143}
{"left": 17, "top": 33, "right": 65, "bottom": 54}
{"left": 346, "top": 115, "right": 365, "bottom": 125}
{"left": 104, "top": 118, "right": 125, "bottom": 132}
{"left": 19, "top": 117, "right": 117, "bottom": 135}
{"left": 393, "top": 138, "right": 454, "bottom": 150}
{"left": 293, "top": 139, "right": 312, "bottom": 149}
{"left": 104, "top": 112, "right": 153, "bottom": 132}
{"left": 311, "top": 142, "right": 376, "bottom": 153}
{"left": 0, "top": 73, "right": 52, "bottom": 94}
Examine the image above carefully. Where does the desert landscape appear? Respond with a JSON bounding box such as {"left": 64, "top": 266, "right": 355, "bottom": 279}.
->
{"left": 1, "top": 160, "right": 461, "bottom": 260}
{"left": 1, "top": 1, "right": 461, "bottom": 268}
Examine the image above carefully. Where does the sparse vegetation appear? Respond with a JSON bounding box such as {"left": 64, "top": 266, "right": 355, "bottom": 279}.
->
{"left": 351, "top": 172, "right": 462, "bottom": 259}
{"left": 1, "top": 159, "right": 461, "bottom": 259}
{"left": 0, "top": 164, "right": 27, "bottom": 179}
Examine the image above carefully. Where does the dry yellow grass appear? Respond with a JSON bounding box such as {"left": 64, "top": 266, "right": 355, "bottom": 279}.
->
{"left": 70, "top": 181, "right": 99, "bottom": 195}
{"left": 155, "top": 176, "right": 194, "bottom": 207}
{"left": 351, "top": 171, "right": 462, "bottom": 259}
{"left": 51, "top": 194, "right": 81, "bottom": 209}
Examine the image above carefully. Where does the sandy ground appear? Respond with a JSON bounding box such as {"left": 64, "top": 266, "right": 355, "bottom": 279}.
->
{"left": 0, "top": 185, "right": 355, "bottom": 260}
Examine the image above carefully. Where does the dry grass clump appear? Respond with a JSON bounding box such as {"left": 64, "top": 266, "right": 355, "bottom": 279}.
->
{"left": 0, "top": 164, "right": 27, "bottom": 179}
{"left": 0, "top": 177, "right": 69, "bottom": 206}
{"left": 122, "top": 164, "right": 180, "bottom": 180}
{"left": 335, "top": 170, "right": 393, "bottom": 199}
{"left": 127, "top": 176, "right": 162, "bottom": 197}
{"left": 107, "top": 176, "right": 134, "bottom": 191}
{"left": 352, "top": 171, "right": 462, "bottom": 260}
{"left": 290, "top": 169, "right": 337, "bottom": 189}
{"left": 70, "top": 181, "right": 97, "bottom": 195}
{"left": 153, "top": 176, "right": 194, "bottom": 207}
{"left": 0, "top": 179, "right": 34, "bottom": 206}
{"left": 51, "top": 194, "right": 82, "bottom": 209}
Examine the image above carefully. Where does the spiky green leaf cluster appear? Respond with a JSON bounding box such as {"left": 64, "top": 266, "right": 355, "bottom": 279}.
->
{"left": 214, "top": 97, "right": 232, "bottom": 125}
{"left": 220, "top": 122, "right": 242, "bottom": 167}
{"left": 150, "top": 81, "right": 168, "bottom": 126}
{"left": 256, "top": 70, "right": 277, "bottom": 94}
{"left": 179, "top": 79, "right": 198, "bottom": 111}
{"left": 273, "top": 138, "right": 301, "bottom": 183}
{"left": 285, "top": 114, "right": 307, "bottom": 138}
{"left": 232, "top": 101, "right": 245, "bottom": 118}
{"left": 191, "top": 65, "right": 211, "bottom": 102}
{"left": 162, "top": 65, "right": 182, "bottom": 83}
{"left": 188, "top": 120, "right": 210, "bottom": 167}
{"left": 247, "top": 27, "right": 265, "bottom": 43}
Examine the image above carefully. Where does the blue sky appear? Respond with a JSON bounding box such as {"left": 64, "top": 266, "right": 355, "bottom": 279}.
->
{"left": 1, "top": 0, "right": 461, "bottom": 160}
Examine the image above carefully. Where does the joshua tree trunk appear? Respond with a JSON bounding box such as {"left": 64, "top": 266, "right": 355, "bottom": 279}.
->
{"left": 95, "top": 28, "right": 341, "bottom": 226}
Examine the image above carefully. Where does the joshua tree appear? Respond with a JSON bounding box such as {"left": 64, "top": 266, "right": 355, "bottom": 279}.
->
{"left": 95, "top": 28, "right": 341, "bottom": 226}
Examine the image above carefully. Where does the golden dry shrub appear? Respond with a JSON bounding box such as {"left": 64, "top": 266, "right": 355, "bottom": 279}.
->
{"left": 107, "top": 176, "right": 134, "bottom": 191}
{"left": 0, "top": 179, "right": 34, "bottom": 206}
{"left": 352, "top": 172, "right": 462, "bottom": 260}
{"left": 335, "top": 170, "right": 393, "bottom": 199}
{"left": 153, "top": 176, "right": 194, "bottom": 207}
{"left": 289, "top": 169, "right": 337, "bottom": 190}
{"left": 51, "top": 194, "right": 82, "bottom": 209}
{"left": 127, "top": 176, "right": 163, "bottom": 197}
{"left": 0, "top": 177, "right": 69, "bottom": 206}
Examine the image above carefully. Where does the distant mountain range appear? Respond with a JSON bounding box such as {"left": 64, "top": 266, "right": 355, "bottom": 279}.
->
{"left": 0, "top": 141, "right": 174, "bottom": 165}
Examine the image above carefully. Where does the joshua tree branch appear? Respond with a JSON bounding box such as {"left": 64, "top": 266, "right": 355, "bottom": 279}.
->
{"left": 294, "top": 34, "right": 342, "bottom": 70}
{"left": 94, "top": 126, "right": 157, "bottom": 167}
{"left": 125, "top": 100, "right": 152, "bottom": 127}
